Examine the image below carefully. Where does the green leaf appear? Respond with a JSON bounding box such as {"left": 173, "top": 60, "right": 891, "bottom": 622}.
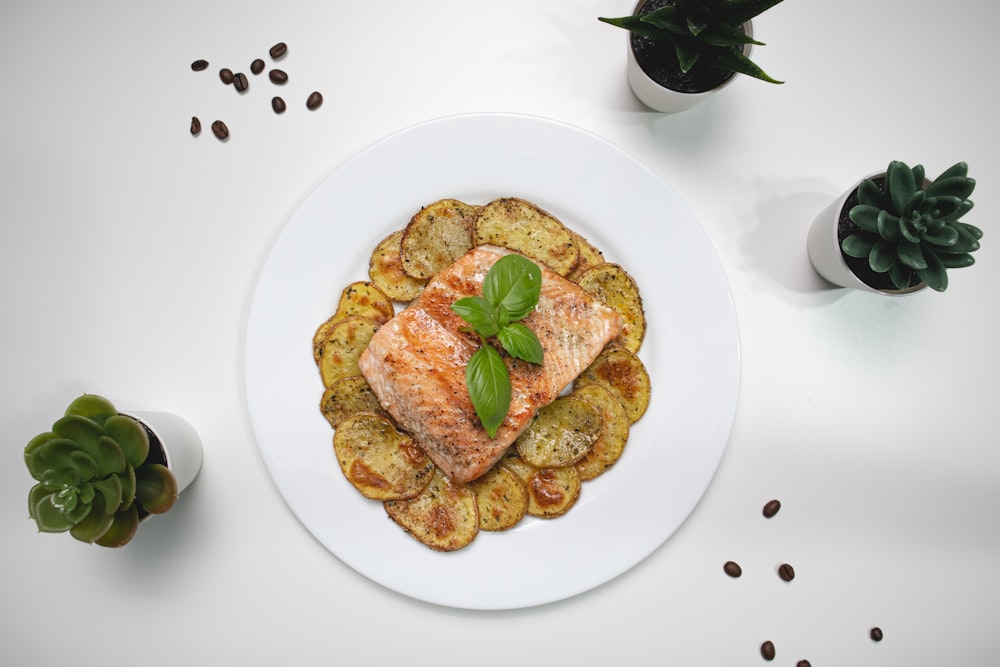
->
{"left": 598, "top": 15, "right": 666, "bottom": 40}
{"left": 916, "top": 250, "right": 949, "bottom": 291}
{"left": 856, "top": 179, "right": 884, "bottom": 207}
{"left": 841, "top": 234, "right": 875, "bottom": 258}
{"left": 699, "top": 22, "right": 763, "bottom": 47}
{"left": 869, "top": 240, "right": 896, "bottom": 273}
{"left": 922, "top": 224, "right": 960, "bottom": 248}
{"left": 30, "top": 489, "right": 74, "bottom": 533}
{"left": 95, "top": 505, "right": 139, "bottom": 548}
{"left": 104, "top": 415, "right": 149, "bottom": 468}
{"left": 497, "top": 323, "right": 544, "bottom": 365}
{"left": 482, "top": 254, "right": 542, "bottom": 321}
{"left": 64, "top": 394, "right": 118, "bottom": 427}
{"left": 640, "top": 7, "right": 687, "bottom": 35}
{"left": 876, "top": 211, "right": 902, "bottom": 242}
{"left": 711, "top": 46, "right": 782, "bottom": 83}
{"left": 888, "top": 262, "right": 913, "bottom": 291}
{"left": 92, "top": 474, "right": 124, "bottom": 515}
{"left": 451, "top": 296, "right": 500, "bottom": 337}
{"left": 926, "top": 175, "right": 975, "bottom": 201}
{"left": 886, "top": 161, "right": 916, "bottom": 215}
{"left": 465, "top": 345, "right": 511, "bottom": 439}
{"left": 675, "top": 40, "right": 703, "bottom": 73}
{"left": 848, "top": 205, "right": 882, "bottom": 233}
{"left": 69, "top": 495, "right": 114, "bottom": 544}
{"left": 51, "top": 415, "right": 104, "bottom": 459}
{"left": 721, "top": 0, "right": 786, "bottom": 26}
{"left": 118, "top": 466, "right": 137, "bottom": 510}
{"left": 897, "top": 241, "right": 928, "bottom": 270}
{"left": 936, "top": 252, "right": 975, "bottom": 269}
{"left": 135, "top": 464, "right": 177, "bottom": 514}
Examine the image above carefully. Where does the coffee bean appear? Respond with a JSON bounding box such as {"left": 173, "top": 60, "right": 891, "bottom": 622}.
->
{"left": 269, "top": 69, "right": 288, "bottom": 84}
{"left": 723, "top": 561, "right": 742, "bottom": 578}
{"left": 306, "top": 91, "right": 323, "bottom": 110}
{"left": 211, "top": 120, "right": 229, "bottom": 140}
{"left": 796, "top": 661, "right": 812, "bottom": 667}
{"left": 191, "top": 59, "right": 209, "bottom": 71}
{"left": 233, "top": 72, "right": 249, "bottom": 92}
{"left": 763, "top": 499, "right": 781, "bottom": 518}
{"left": 272, "top": 96, "right": 286, "bottom": 114}
{"left": 760, "top": 640, "right": 775, "bottom": 661}
{"left": 778, "top": 563, "right": 795, "bottom": 581}
{"left": 190, "top": 116, "right": 201, "bottom": 136}
{"left": 870, "top": 626, "right": 883, "bottom": 642}
{"left": 219, "top": 68, "right": 234, "bottom": 84}
{"left": 251, "top": 58, "right": 265, "bottom": 74}
{"left": 269, "top": 41, "right": 288, "bottom": 59}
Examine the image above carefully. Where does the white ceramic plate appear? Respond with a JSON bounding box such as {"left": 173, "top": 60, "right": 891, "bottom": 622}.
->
{"left": 244, "top": 113, "right": 740, "bottom": 610}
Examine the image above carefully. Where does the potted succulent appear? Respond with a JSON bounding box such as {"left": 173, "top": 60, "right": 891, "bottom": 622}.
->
{"left": 599, "top": 0, "right": 785, "bottom": 113}
{"left": 24, "top": 393, "right": 203, "bottom": 547}
{"left": 807, "top": 160, "right": 982, "bottom": 294}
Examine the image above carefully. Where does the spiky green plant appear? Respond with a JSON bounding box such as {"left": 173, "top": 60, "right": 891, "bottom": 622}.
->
{"left": 599, "top": 0, "right": 785, "bottom": 84}
{"left": 842, "top": 161, "right": 981, "bottom": 292}
{"left": 25, "top": 394, "right": 177, "bottom": 547}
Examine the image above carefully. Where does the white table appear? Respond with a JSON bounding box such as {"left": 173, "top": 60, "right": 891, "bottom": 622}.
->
{"left": 2, "top": 1, "right": 997, "bottom": 664}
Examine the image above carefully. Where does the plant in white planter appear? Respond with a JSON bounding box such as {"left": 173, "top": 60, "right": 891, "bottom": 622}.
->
{"left": 808, "top": 161, "right": 982, "bottom": 294}
{"left": 599, "top": 0, "right": 785, "bottom": 112}
{"left": 24, "top": 393, "right": 202, "bottom": 547}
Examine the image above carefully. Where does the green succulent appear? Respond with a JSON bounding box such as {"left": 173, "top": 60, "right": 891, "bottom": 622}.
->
{"left": 842, "top": 161, "right": 982, "bottom": 292}
{"left": 25, "top": 394, "right": 177, "bottom": 547}
{"left": 599, "top": 0, "right": 785, "bottom": 84}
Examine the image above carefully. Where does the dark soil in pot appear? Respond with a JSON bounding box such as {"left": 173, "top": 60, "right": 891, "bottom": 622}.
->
{"left": 630, "top": 0, "right": 740, "bottom": 94}
{"left": 837, "top": 177, "right": 923, "bottom": 292}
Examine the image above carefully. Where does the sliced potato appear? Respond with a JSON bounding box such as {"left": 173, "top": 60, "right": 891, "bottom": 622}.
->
{"left": 473, "top": 198, "right": 579, "bottom": 276}
{"left": 384, "top": 467, "right": 479, "bottom": 551}
{"left": 369, "top": 229, "right": 427, "bottom": 302}
{"left": 576, "top": 263, "right": 646, "bottom": 353}
{"left": 399, "top": 199, "right": 479, "bottom": 279}
{"left": 575, "top": 347, "right": 651, "bottom": 424}
{"left": 567, "top": 232, "right": 605, "bottom": 282}
{"left": 320, "top": 375, "right": 387, "bottom": 428}
{"left": 470, "top": 463, "right": 528, "bottom": 531}
{"left": 318, "top": 316, "right": 380, "bottom": 388}
{"left": 312, "top": 281, "right": 394, "bottom": 364}
{"left": 571, "top": 384, "right": 630, "bottom": 480}
{"left": 515, "top": 395, "right": 602, "bottom": 468}
{"left": 501, "top": 453, "right": 581, "bottom": 519}
{"left": 333, "top": 412, "right": 434, "bottom": 501}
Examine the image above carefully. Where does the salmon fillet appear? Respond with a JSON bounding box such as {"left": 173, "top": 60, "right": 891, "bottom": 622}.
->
{"left": 357, "top": 245, "right": 622, "bottom": 484}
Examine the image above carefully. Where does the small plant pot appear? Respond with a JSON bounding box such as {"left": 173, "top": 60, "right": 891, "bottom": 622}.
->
{"left": 806, "top": 172, "right": 928, "bottom": 295}
{"left": 624, "top": 0, "right": 753, "bottom": 113}
{"left": 125, "top": 410, "right": 204, "bottom": 510}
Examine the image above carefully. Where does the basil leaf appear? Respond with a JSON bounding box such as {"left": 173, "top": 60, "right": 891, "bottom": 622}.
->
{"left": 451, "top": 296, "right": 500, "bottom": 337}
{"left": 496, "top": 323, "right": 544, "bottom": 364}
{"left": 482, "top": 254, "right": 542, "bottom": 321}
{"left": 465, "top": 344, "right": 511, "bottom": 439}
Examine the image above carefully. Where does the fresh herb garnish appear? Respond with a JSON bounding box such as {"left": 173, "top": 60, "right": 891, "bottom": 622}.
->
{"left": 451, "top": 254, "right": 544, "bottom": 437}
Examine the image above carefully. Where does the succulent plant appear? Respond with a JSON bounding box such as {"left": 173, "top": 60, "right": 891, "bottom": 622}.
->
{"left": 599, "top": 0, "right": 785, "bottom": 84}
{"left": 25, "top": 394, "right": 177, "bottom": 547}
{"left": 842, "top": 161, "right": 981, "bottom": 292}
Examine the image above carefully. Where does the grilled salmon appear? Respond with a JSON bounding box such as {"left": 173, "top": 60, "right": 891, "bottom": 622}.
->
{"left": 357, "top": 245, "right": 622, "bottom": 484}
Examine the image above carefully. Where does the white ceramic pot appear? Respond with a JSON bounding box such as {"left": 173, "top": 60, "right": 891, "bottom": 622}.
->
{"left": 624, "top": 1, "right": 753, "bottom": 112}
{"left": 127, "top": 410, "right": 204, "bottom": 498}
{"left": 806, "top": 172, "right": 927, "bottom": 295}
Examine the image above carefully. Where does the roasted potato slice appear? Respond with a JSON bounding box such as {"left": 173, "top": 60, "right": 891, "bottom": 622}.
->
{"left": 576, "top": 263, "right": 646, "bottom": 353}
{"left": 312, "top": 281, "right": 394, "bottom": 364}
{"left": 318, "top": 316, "right": 380, "bottom": 388}
{"left": 567, "top": 232, "right": 605, "bottom": 282}
{"left": 575, "top": 347, "right": 651, "bottom": 424}
{"left": 470, "top": 463, "right": 528, "bottom": 531}
{"left": 571, "top": 384, "right": 630, "bottom": 480}
{"left": 369, "top": 229, "right": 427, "bottom": 302}
{"left": 320, "top": 375, "right": 388, "bottom": 428}
{"left": 333, "top": 412, "right": 435, "bottom": 501}
{"left": 501, "top": 453, "right": 581, "bottom": 519}
{"left": 399, "top": 199, "right": 479, "bottom": 279}
{"left": 385, "top": 467, "right": 479, "bottom": 551}
{"left": 473, "top": 198, "right": 579, "bottom": 276}
{"left": 515, "top": 395, "right": 602, "bottom": 468}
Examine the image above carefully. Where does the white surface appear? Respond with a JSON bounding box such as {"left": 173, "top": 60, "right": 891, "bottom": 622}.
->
{"left": 2, "top": 0, "right": 998, "bottom": 664}
{"left": 244, "top": 113, "right": 740, "bottom": 609}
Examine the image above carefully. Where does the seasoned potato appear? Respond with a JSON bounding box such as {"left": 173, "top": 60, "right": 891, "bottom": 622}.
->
{"left": 318, "top": 316, "right": 380, "bottom": 388}
{"left": 312, "top": 281, "right": 394, "bottom": 364}
{"left": 385, "top": 467, "right": 479, "bottom": 551}
{"left": 333, "top": 412, "right": 435, "bottom": 501}
{"left": 473, "top": 198, "right": 579, "bottom": 276}
{"left": 575, "top": 347, "right": 651, "bottom": 424}
{"left": 501, "top": 453, "right": 581, "bottom": 519}
{"left": 567, "top": 232, "right": 605, "bottom": 282}
{"left": 515, "top": 395, "right": 602, "bottom": 468}
{"left": 369, "top": 229, "right": 427, "bottom": 302}
{"left": 320, "top": 375, "right": 388, "bottom": 428}
{"left": 576, "top": 263, "right": 646, "bottom": 353}
{"left": 399, "top": 199, "right": 479, "bottom": 279}
{"left": 571, "top": 384, "right": 630, "bottom": 480}
{"left": 470, "top": 463, "right": 528, "bottom": 531}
